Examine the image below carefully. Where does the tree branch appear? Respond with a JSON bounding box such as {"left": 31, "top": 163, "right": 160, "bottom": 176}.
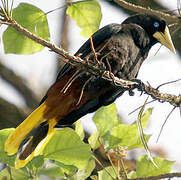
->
{"left": 111, "top": 0, "right": 181, "bottom": 23}
{"left": 0, "top": 17, "right": 180, "bottom": 108}
{"left": 128, "top": 172, "right": 181, "bottom": 180}
{"left": 0, "top": 61, "right": 39, "bottom": 109}
{"left": 0, "top": 97, "right": 26, "bottom": 129}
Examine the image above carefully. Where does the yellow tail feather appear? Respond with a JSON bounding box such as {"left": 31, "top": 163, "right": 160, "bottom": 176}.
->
{"left": 15, "top": 119, "right": 56, "bottom": 169}
{"left": 5, "top": 102, "right": 47, "bottom": 155}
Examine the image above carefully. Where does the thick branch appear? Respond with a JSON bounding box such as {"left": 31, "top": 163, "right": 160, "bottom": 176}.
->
{"left": 0, "top": 61, "right": 39, "bottom": 109}
{"left": 0, "top": 18, "right": 180, "bottom": 108}
{"left": 128, "top": 172, "right": 181, "bottom": 180}
{"left": 0, "top": 97, "right": 26, "bottom": 129}
{"left": 112, "top": 0, "right": 181, "bottom": 23}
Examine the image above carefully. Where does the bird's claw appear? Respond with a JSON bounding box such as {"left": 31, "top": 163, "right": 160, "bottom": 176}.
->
{"left": 131, "top": 79, "right": 145, "bottom": 95}
{"left": 129, "top": 90, "right": 135, "bottom": 96}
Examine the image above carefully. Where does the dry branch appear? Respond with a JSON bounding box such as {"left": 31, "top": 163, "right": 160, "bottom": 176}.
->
{"left": 128, "top": 172, "right": 181, "bottom": 180}
{"left": 0, "top": 62, "right": 39, "bottom": 109}
{"left": 112, "top": 0, "right": 181, "bottom": 23}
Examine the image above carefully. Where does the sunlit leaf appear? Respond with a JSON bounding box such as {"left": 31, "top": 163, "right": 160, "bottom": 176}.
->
{"left": 102, "top": 109, "right": 151, "bottom": 149}
{"left": 3, "top": 3, "right": 50, "bottom": 54}
{"left": 98, "top": 166, "right": 117, "bottom": 180}
{"left": 93, "top": 103, "right": 120, "bottom": 136}
{"left": 0, "top": 128, "right": 16, "bottom": 167}
{"left": 43, "top": 128, "right": 91, "bottom": 170}
{"left": 66, "top": 0, "right": 102, "bottom": 37}
{"left": 75, "top": 120, "right": 85, "bottom": 140}
{"left": 0, "top": 166, "right": 29, "bottom": 180}
{"left": 39, "top": 161, "right": 77, "bottom": 178}
{"left": 128, "top": 171, "right": 137, "bottom": 179}
{"left": 88, "top": 130, "right": 100, "bottom": 149}
{"left": 136, "top": 155, "right": 174, "bottom": 177}
{"left": 70, "top": 158, "right": 95, "bottom": 180}
{"left": 26, "top": 155, "right": 44, "bottom": 170}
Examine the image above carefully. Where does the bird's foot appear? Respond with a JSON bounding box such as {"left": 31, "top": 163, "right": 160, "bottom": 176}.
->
{"left": 131, "top": 79, "right": 145, "bottom": 95}
{"left": 128, "top": 90, "right": 135, "bottom": 96}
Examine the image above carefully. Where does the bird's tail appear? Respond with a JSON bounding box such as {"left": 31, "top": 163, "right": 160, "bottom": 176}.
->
{"left": 5, "top": 102, "right": 57, "bottom": 168}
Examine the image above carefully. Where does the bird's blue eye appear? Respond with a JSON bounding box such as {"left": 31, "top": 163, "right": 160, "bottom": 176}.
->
{"left": 153, "top": 22, "right": 159, "bottom": 28}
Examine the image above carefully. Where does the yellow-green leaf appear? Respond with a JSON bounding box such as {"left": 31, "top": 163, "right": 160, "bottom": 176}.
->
{"left": 75, "top": 120, "right": 85, "bottom": 140}
{"left": 102, "top": 109, "right": 152, "bottom": 149}
{"left": 66, "top": 0, "right": 102, "bottom": 37}
{"left": 88, "top": 130, "right": 100, "bottom": 149}
{"left": 0, "top": 128, "right": 16, "bottom": 167}
{"left": 3, "top": 3, "right": 50, "bottom": 54}
{"left": 43, "top": 128, "right": 91, "bottom": 170}
{"left": 136, "top": 155, "right": 174, "bottom": 177}
{"left": 93, "top": 103, "right": 120, "bottom": 136}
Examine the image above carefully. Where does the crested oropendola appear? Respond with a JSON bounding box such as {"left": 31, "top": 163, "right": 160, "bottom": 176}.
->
{"left": 5, "top": 14, "right": 175, "bottom": 168}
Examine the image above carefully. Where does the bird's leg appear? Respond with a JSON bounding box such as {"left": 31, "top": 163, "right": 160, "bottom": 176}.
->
{"left": 128, "top": 90, "right": 135, "bottom": 96}
{"left": 130, "top": 79, "right": 145, "bottom": 95}
{"left": 61, "top": 69, "right": 85, "bottom": 93}
{"left": 76, "top": 76, "right": 94, "bottom": 105}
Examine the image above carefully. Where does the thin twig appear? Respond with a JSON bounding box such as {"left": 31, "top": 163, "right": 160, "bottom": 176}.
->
{"left": 106, "top": 153, "right": 118, "bottom": 178}
{"left": 92, "top": 154, "right": 115, "bottom": 180}
{"left": 156, "top": 78, "right": 181, "bottom": 89}
{"left": 156, "top": 106, "right": 176, "bottom": 142}
{"left": 76, "top": 76, "right": 94, "bottom": 105}
{"left": 128, "top": 100, "right": 156, "bottom": 116}
{"left": 119, "top": 157, "right": 128, "bottom": 179}
{"left": 61, "top": 69, "right": 83, "bottom": 93}
{"left": 90, "top": 36, "right": 99, "bottom": 64}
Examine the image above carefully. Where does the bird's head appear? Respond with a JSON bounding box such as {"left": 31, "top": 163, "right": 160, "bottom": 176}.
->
{"left": 122, "top": 14, "right": 176, "bottom": 54}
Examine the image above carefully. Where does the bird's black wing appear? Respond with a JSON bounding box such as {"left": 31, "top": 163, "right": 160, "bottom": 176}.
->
{"left": 40, "top": 23, "right": 122, "bottom": 105}
{"left": 56, "top": 23, "right": 121, "bottom": 81}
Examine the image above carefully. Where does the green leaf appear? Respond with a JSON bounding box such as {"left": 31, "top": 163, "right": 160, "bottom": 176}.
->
{"left": 70, "top": 158, "right": 95, "bottom": 180}
{"left": 88, "top": 130, "right": 100, "bottom": 149}
{"left": 39, "top": 167, "right": 66, "bottom": 178}
{"left": 98, "top": 166, "right": 117, "bottom": 180}
{"left": 66, "top": 0, "right": 102, "bottom": 37}
{"left": 102, "top": 109, "right": 151, "bottom": 149}
{"left": 0, "top": 166, "right": 29, "bottom": 180}
{"left": 26, "top": 155, "right": 44, "bottom": 170}
{"left": 39, "top": 162, "right": 77, "bottom": 178}
{"left": 75, "top": 120, "right": 85, "bottom": 140}
{"left": 128, "top": 171, "right": 137, "bottom": 179}
{"left": 0, "top": 128, "right": 16, "bottom": 166}
{"left": 93, "top": 103, "right": 120, "bottom": 136}
{"left": 3, "top": 3, "right": 50, "bottom": 54}
{"left": 43, "top": 128, "right": 92, "bottom": 170}
{"left": 136, "top": 155, "right": 174, "bottom": 177}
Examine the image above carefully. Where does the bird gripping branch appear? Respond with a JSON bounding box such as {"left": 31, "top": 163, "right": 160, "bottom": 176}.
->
{"left": 5, "top": 14, "right": 175, "bottom": 168}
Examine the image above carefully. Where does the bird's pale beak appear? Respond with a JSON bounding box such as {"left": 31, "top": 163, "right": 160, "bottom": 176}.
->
{"left": 153, "top": 26, "right": 176, "bottom": 54}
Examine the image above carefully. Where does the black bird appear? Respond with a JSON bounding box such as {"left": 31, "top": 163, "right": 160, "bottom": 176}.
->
{"left": 5, "top": 14, "right": 175, "bottom": 168}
